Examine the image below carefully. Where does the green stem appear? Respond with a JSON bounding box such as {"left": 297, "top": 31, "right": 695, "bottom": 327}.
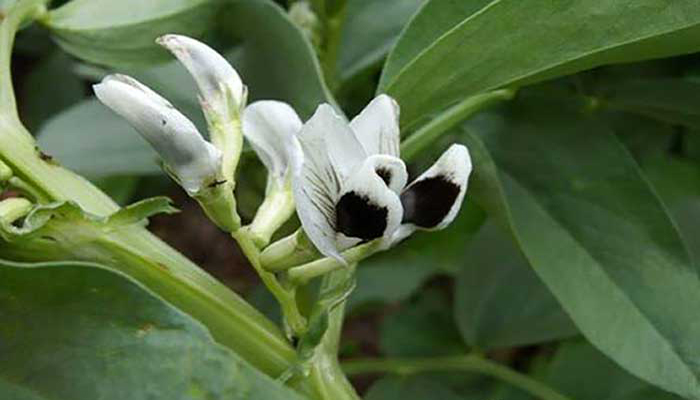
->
{"left": 287, "top": 240, "right": 380, "bottom": 285}
{"left": 306, "top": 269, "right": 360, "bottom": 400}
{"left": 400, "top": 89, "right": 516, "bottom": 161}
{"left": 232, "top": 229, "right": 308, "bottom": 336}
{"left": 342, "top": 355, "right": 572, "bottom": 400}
{"left": 0, "top": 0, "right": 47, "bottom": 123}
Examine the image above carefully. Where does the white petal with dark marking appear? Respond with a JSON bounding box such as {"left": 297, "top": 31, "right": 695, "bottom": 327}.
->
{"left": 242, "top": 100, "right": 302, "bottom": 183}
{"left": 336, "top": 155, "right": 404, "bottom": 249}
{"left": 350, "top": 94, "right": 400, "bottom": 157}
{"left": 400, "top": 144, "right": 472, "bottom": 230}
{"left": 292, "top": 104, "right": 365, "bottom": 262}
{"left": 93, "top": 74, "right": 221, "bottom": 194}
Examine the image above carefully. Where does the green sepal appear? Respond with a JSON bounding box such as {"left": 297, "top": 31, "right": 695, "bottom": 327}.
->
{"left": 0, "top": 196, "right": 177, "bottom": 240}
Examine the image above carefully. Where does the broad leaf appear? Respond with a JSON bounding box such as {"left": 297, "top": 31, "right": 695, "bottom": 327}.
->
{"left": 21, "top": 51, "right": 84, "bottom": 131}
{"left": 348, "top": 201, "right": 485, "bottom": 312}
{"left": 597, "top": 78, "right": 700, "bottom": 129}
{"left": 44, "top": 0, "right": 220, "bottom": 67}
{"left": 37, "top": 100, "right": 160, "bottom": 178}
{"left": 461, "top": 94, "right": 700, "bottom": 398}
{"left": 0, "top": 261, "right": 306, "bottom": 400}
{"left": 455, "top": 221, "right": 578, "bottom": 350}
{"left": 220, "top": 0, "right": 334, "bottom": 119}
{"left": 380, "top": 290, "right": 467, "bottom": 358}
{"left": 502, "top": 341, "right": 682, "bottom": 400}
{"left": 381, "top": 1, "right": 700, "bottom": 127}
{"left": 337, "top": 0, "right": 424, "bottom": 82}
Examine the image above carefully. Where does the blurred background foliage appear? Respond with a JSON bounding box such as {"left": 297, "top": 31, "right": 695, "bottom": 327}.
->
{"left": 5, "top": 0, "right": 700, "bottom": 398}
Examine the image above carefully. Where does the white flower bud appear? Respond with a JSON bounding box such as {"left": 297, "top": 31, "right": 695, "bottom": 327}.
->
{"left": 156, "top": 34, "right": 246, "bottom": 122}
{"left": 93, "top": 74, "right": 222, "bottom": 195}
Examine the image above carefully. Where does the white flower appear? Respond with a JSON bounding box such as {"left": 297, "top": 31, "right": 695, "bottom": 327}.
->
{"left": 242, "top": 101, "right": 303, "bottom": 190}
{"left": 93, "top": 74, "right": 221, "bottom": 195}
{"left": 156, "top": 34, "right": 246, "bottom": 123}
{"left": 292, "top": 95, "right": 472, "bottom": 263}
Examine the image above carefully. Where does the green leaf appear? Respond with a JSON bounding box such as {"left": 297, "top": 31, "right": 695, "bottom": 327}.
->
{"left": 381, "top": 1, "right": 700, "bottom": 128}
{"left": 597, "top": 78, "right": 700, "bottom": 129}
{"left": 337, "top": 0, "right": 424, "bottom": 82}
{"left": 348, "top": 201, "right": 485, "bottom": 312}
{"left": 365, "top": 373, "right": 493, "bottom": 400}
{"left": 20, "top": 51, "right": 84, "bottom": 131}
{"left": 454, "top": 221, "right": 577, "bottom": 350}
{"left": 503, "top": 341, "right": 682, "bottom": 400}
{"left": 219, "top": 0, "right": 335, "bottom": 119}
{"left": 43, "top": 0, "right": 221, "bottom": 68}
{"left": 642, "top": 157, "right": 700, "bottom": 267}
{"left": 0, "top": 261, "right": 306, "bottom": 400}
{"left": 461, "top": 94, "right": 700, "bottom": 398}
{"left": 379, "top": 289, "right": 468, "bottom": 358}
{"left": 37, "top": 99, "right": 161, "bottom": 178}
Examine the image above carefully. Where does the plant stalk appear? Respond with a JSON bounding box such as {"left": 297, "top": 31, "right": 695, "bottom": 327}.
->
{"left": 343, "top": 355, "right": 572, "bottom": 400}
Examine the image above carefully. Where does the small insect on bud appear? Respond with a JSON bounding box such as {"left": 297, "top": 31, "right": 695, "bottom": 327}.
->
{"left": 93, "top": 74, "right": 222, "bottom": 195}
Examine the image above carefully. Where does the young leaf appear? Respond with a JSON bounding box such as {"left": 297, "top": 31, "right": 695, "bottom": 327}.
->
{"left": 461, "top": 95, "right": 700, "bottom": 399}
{"left": 381, "top": 1, "right": 700, "bottom": 127}
{"left": 43, "top": 0, "right": 220, "bottom": 68}
{"left": 0, "top": 261, "right": 307, "bottom": 400}
{"left": 454, "top": 221, "right": 578, "bottom": 350}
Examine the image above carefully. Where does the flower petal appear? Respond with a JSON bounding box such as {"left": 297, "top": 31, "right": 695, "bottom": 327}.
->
{"left": 292, "top": 104, "right": 367, "bottom": 262}
{"left": 93, "top": 74, "right": 221, "bottom": 194}
{"left": 157, "top": 34, "right": 245, "bottom": 119}
{"left": 400, "top": 144, "right": 472, "bottom": 230}
{"left": 349, "top": 94, "right": 400, "bottom": 157}
{"left": 336, "top": 155, "right": 404, "bottom": 249}
{"left": 242, "top": 101, "right": 302, "bottom": 183}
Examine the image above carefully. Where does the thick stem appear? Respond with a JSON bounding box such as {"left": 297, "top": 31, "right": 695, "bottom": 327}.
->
{"left": 306, "top": 269, "right": 361, "bottom": 400}
{"left": 343, "top": 355, "right": 572, "bottom": 400}
{"left": 400, "top": 89, "right": 516, "bottom": 161}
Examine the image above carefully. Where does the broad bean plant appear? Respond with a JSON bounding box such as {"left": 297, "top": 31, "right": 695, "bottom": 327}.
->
{"left": 1, "top": 1, "right": 700, "bottom": 400}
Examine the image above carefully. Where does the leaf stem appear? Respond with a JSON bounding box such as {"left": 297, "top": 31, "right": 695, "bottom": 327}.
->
{"left": 342, "top": 355, "right": 572, "bottom": 400}
{"left": 232, "top": 229, "right": 308, "bottom": 336}
{"left": 400, "top": 89, "right": 516, "bottom": 161}
{"left": 287, "top": 240, "right": 380, "bottom": 285}
{"left": 0, "top": 0, "right": 48, "bottom": 123}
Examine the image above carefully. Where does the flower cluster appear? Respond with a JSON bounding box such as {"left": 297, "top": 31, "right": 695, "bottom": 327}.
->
{"left": 94, "top": 34, "right": 472, "bottom": 264}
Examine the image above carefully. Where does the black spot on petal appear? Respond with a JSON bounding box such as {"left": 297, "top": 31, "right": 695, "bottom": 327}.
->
{"left": 376, "top": 167, "right": 392, "bottom": 186}
{"left": 401, "top": 175, "right": 460, "bottom": 228}
{"left": 336, "top": 191, "right": 388, "bottom": 240}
